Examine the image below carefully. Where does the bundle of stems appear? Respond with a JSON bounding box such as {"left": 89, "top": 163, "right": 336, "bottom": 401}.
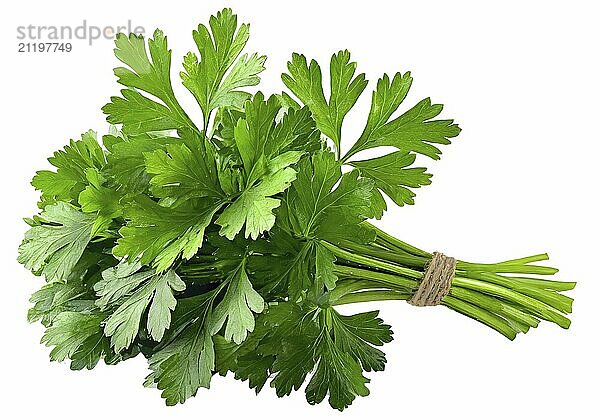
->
{"left": 321, "top": 223, "right": 575, "bottom": 339}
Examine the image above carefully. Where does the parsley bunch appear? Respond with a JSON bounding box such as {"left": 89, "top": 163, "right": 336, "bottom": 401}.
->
{"left": 18, "top": 8, "right": 575, "bottom": 411}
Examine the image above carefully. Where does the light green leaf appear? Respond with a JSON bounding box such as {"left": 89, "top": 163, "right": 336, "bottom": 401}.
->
{"left": 345, "top": 72, "right": 461, "bottom": 160}
{"left": 350, "top": 151, "right": 432, "bottom": 207}
{"left": 27, "top": 250, "right": 108, "bottom": 326}
{"left": 41, "top": 311, "right": 109, "bottom": 366}
{"left": 282, "top": 50, "right": 367, "bottom": 152}
{"left": 18, "top": 202, "right": 97, "bottom": 282}
{"left": 103, "top": 89, "right": 183, "bottom": 135}
{"left": 94, "top": 260, "right": 148, "bottom": 310}
{"left": 216, "top": 167, "right": 297, "bottom": 240}
{"left": 281, "top": 150, "right": 373, "bottom": 239}
{"left": 114, "top": 196, "right": 225, "bottom": 272}
{"left": 211, "top": 52, "right": 266, "bottom": 109}
{"left": 210, "top": 94, "right": 318, "bottom": 241}
{"left": 28, "top": 281, "right": 86, "bottom": 326}
{"left": 78, "top": 168, "right": 123, "bottom": 232}
{"left": 233, "top": 93, "right": 281, "bottom": 181}
{"left": 211, "top": 261, "right": 264, "bottom": 344}
{"left": 231, "top": 93, "right": 318, "bottom": 189}
{"left": 103, "top": 132, "right": 182, "bottom": 193}
{"left": 145, "top": 142, "right": 224, "bottom": 205}
{"left": 147, "top": 271, "right": 186, "bottom": 341}
{"left": 147, "top": 295, "right": 215, "bottom": 406}
{"left": 98, "top": 263, "right": 185, "bottom": 351}
{"left": 32, "top": 131, "right": 105, "bottom": 207}
{"left": 181, "top": 8, "right": 265, "bottom": 125}
{"left": 102, "top": 29, "right": 197, "bottom": 135}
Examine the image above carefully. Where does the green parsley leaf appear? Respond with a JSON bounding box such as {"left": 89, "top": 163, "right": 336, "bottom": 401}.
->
{"left": 248, "top": 151, "right": 373, "bottom": 298}
{"left": 257, "top": 304, "right": 379, "bottom": 410}
{"left": 145, "top": 141, "right": 224, "bottom": 205}
{"left": 113, "top": 196, "right": 225, "bottom": 272}
{"left": 32, "top": 131, "right": 105, "bottom": 207}
{"left": 213, "top": 93, "right": 320, "bottom": 240}
{"left": 181, "top": 8, "right": 265, "bottom": 127}
{"left": 330, "top": 310, "right": 393, "bottom": 372}
{"left": 225, "top": 301, "right": 313, "bottom": 393}
{"left": 96, "top": 261, "right": 185, "bottom": 351}
{"left": 247, "top": 231, "right": 312, "bottom": 299}
{"left": 315, "top": 243, "right": 338, "bottom": 291}
{"left": 251, "top": 237, "right": 338, "bottom": 299}
{"left": 280, "top": 150, "right": 373, "bottom": 239}
{"left": 211, "top": 260, "right": 264, "bottom": 344}
{"left": 28, "top": 281, "right": 87, "bottom": 325}
{"left": 41, "top": 311, "right": 114, "bottom": 370}
{"left": 349, "top": 151, "right": 432, "bottom": 208}
{"left": 78, "top": 168, "right": 123, "bottom": 232}
{"left": 271, "top": 333, "right": 319, "bottom": 396}
{"left": 232, "top": 93, "right": 318, "bottom": 182}
{"left": 27, "top": 249, "right": 110, "bottom": 326}
{"left": 18, "top": 202, "right": 97, "bottom": 282}
{"left": 304, "top": 333, "right": 370, "bottom": 410}
{"left": 146, "top": 293, "right": 216, "bottom": 405}
{"left": 282, "top": 51, "right": 367, "bottom": 153}
{"left": 216, "top": 166, "right": 297, "bottom": 240}
{"left": 102, "top": 131, "right": 182, "bottom": 193}
{"left": 344, "top": 72, "right": 461, "bottom": 160}
{"left": 103, "top": 29, "right": 197, "bottom": 136}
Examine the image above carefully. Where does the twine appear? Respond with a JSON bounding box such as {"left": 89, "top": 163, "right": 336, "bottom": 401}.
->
{"left": 408, "top": 252, "right": 456, "bottom": 306}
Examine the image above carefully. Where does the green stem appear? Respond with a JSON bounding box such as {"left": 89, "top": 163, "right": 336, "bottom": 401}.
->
{"left": 328, "top": 279, "right": 381, "bottom": 302}
{"left": 321, "top": 241, "right": 423, "bottom": 279}
{"left": 328, "top": 230, "right": 575, "bottom": 338}
{"left": 442, "top": 296, "right": 517, "bottom": 340}
{"left": 448, "top": 286, "right": 539, "bottom": 329}
{"left": 466, "top": 272, "right": 573, "bottom": 313}
{"left": 507, "top": 276, "right": 577, "bottom": 292}
{"left": 365, "top": 222, "right": 430, "bottom": 257}
{"left": 164, "top": 96, "right": 201, "bottom": 135}
{"left": 338, "top": 240, "right": 428, "bottom": 268}
{"left": 497, "top": 253, "right": 550, "bottom": 265}
{"left": 334, "top": 264, "right": 417, "bottom": 290}
{"left": 334, "top": 265, "right": 540, "bottom": 334}
{"left": 452, "top": 277, "right": 571, "bottom": 328}
{"left": 458, "top": 262, "right": 558, "bottom": 275}
{"left": 333, "top": 290, "right": 411, "bottom": 305}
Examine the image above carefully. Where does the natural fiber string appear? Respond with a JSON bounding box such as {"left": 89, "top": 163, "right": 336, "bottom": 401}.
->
{"left": 408, "top": 252, "right": 456, "bottom": 306}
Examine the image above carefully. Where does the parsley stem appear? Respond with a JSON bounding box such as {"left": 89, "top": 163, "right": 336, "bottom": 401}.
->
{"left": 334, "top": 264, "right": 418, "bottom": 289}
{"left": 164, "top": 96, "right": 202, "bottom": 135}
{"left": 337, "top": 240, "right": 429, "bottom": 267}
{"left": 464, "top": 272, "right": 573, "bottom": 312}
{"left": 321, "top": 240, "right": 423, "bottom": 279}
{"left": 452, "top": 277, "right": 571, "bottom": 328}
{"left": 329, "top": 228, "right": 575, "bottom": 337}
{"left": 333, "top": 264, "right": 536, "bottom": 331}
{"left": 364, "top": 222, "right": 431, "bottom": 257}
{"left": 334, "top": 290, "right": 411, "bottom": 305}
{"left": 441, "top": 296, "right": 517, "bottom": 340}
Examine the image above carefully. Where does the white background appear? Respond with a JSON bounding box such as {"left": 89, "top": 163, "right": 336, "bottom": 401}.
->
{"left": 1, "top": 0, "right": 598, "bottom": 418}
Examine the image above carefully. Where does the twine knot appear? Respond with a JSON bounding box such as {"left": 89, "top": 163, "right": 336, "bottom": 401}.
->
{"left": 408, "top": 252, "right": 456, "bottom": 306}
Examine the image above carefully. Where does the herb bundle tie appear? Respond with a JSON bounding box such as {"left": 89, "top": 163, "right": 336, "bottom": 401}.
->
{"left": 408, "top": 252, "right": 456, "bottom": 306}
